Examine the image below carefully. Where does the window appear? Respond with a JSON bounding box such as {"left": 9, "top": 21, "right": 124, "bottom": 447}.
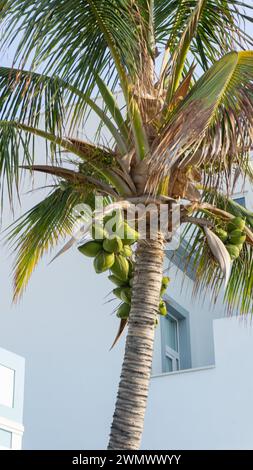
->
{"left": 233, "top": 196, "right": 246, "bottom": 208}
{"left": 161, "top": 298, "right": 192, "bottom": 373}
{"left": 0, "top": 364, "right": 15, "bottom": 408}
{"left": 164, "top": 314, "right": 180, "bottom": 372}
{"left": 0, "top": 348, "right": 25, "bottom": 450}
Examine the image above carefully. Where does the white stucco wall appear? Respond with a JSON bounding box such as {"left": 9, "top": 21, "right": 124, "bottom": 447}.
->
{"left": 0, "top": 249, "right": 126, "bottom": 449}
{"left": 143, "top": 316, "right": 253, "bottom": 450}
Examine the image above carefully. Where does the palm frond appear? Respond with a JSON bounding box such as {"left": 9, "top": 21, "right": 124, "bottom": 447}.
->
{"left": 0, "top": 66, "right": 130, "bottom": 155}
{"left": 156, "top": 0, "right": 253, "bottom": 73}
{"left": 191, "top": 231, "right": 253, "bottom": 315}
{"left": 6, "top": 186, "right": 95, "bottom": 301}
{"left": 95, "top": 74, "right": 130, "bottom": 146}
{"left": 137, "top": 0, "right": 155, "bottom": 50}
{"left": 179, "top": 190, "right": 253, "bottom": 314}
{"left": 0, "top": 120, "right": 132, "bottom": 199}
{"left": 202, "top": 188, "right": 253, "bottom": 230}
{"left": 160, "top": 0, "right": 207, "bottom": 102}
{"left": 21, "top": 164, "right": 118, "bottom": 198}
{"left": 0, "top": 66, "right": 65, "bottom": 134}
{"left": 149, "top": 51, "right": 253, "bottom": 192}
{"left": 0, "top": 1, "right": 140, "bottom": 96}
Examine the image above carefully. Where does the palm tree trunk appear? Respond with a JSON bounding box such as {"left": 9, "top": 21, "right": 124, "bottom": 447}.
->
{"left": 108, "top": 235, "right": 165, "bottom": 450}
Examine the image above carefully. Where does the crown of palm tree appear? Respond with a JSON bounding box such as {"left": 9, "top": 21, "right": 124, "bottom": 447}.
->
{"left": 0, "top": 0, "right": 253, "bottom": 313}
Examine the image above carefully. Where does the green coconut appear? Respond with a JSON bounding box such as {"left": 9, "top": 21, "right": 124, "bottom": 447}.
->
{"left": 113, "top": 287, "right": 123, "bottom": 300}
{"left": 104, "top": 210, "right": 123, "bottom": 236}
{"left": 103, "top": 236, "right": 123, "bottom": 254}
{"left": 160, "top": 276, "right": 170, "bottom": 296}
{"left": 129, "top": 277, "right": 134, "bottom": 287}
{"left": 117, "top": 222, "right": 139, "bottom": 245}
{"left": 91, "top": 224, "right": 107, "bottom": 240}
{"left": 117, "top": 303, "right": 131, "bottom": 319}
{"left": 111, "top": 255, "right": 129, "bottom": 281}
{"left": 108, "top": 275, "right": 128, "bottom": 287}
{"left": 225, "top": 244, "right": 240, "bottom": 260}
{"left": 78, "top": 241, "right": 102, "bottom": 257}
{"left": 228, "top": 229, "right": 246, "bottom": 246}
{"left": 128, "top": 259, "right": 134, "bottom": 278}
{"left": 93, "top": 251, "right": 115, "bottom": 273}
{"left": 215, "top": 228, "right": 228, "bottom": 242}
{"left": 120, "top": 287, "right": 132, "bottom": 304}
{"left": 162, "top": 276, "right": 170, "bottom": 286}
{"left": 159, "top": 300, "right": 167, "bottom": 316}
{"left": 227, "top": 217, "right": 245, "bottom": 232}
{"left": 160, "top": 286, "right": 167, "bottom": 296}
{"left": 122, "top": 245, "right": 132, "bottom": 257}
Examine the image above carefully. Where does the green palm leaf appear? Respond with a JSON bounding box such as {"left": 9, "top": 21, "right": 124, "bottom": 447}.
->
{"left": 95, "top": 74, "right": 130, "bottom": 146}
{"left": 6, "top": 186, "right": 95, "bottom": 301}
{"left": 150, "top": 51, "right": 253, "bottom": 189}
{"left": 0, "top": 1, "right": 140, "bottom": 96}
{"left": 156, "top": 0, "right": 253, "bottom": 74}
{"left": 161, "top": 0, "right": 207, "bottom": 102}
{"left": 179, "top": 189, "right": 253, "bottom": 314}
{"left": 0, "top": 120, "right": 132, "bottom": 200}
{"left": 0, "top": 66, "right": 129, "bottom": 155}
{"left": 0, "top": 66, "right": 65, "bottom": 134}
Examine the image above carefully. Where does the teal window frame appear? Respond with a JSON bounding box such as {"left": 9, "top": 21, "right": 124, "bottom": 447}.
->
{"left": 161, "top": 296, "right": 192, "bottom": 373}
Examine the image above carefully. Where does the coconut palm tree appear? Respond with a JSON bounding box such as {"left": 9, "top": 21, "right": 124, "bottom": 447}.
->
{"left": 0, "top": 0, "right": 253, "bottom": 450}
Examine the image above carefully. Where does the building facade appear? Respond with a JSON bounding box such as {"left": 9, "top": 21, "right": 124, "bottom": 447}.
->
{"left": 0, "top": 347, "right": 25, "bottom": 450}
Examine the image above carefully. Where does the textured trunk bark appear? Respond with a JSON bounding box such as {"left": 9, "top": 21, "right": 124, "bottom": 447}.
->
{"left": 108, "top": 235, "right": 165, "bottom": 450}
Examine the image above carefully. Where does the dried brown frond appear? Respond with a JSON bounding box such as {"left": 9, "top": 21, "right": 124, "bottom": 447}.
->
{"left": 68, "top": 138, "right": 116, "bottom": 166}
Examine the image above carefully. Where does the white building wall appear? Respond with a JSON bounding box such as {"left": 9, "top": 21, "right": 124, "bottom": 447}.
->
{"left": 0, "top": 250, "right": 127, "bottom": 449}
{"left": 143, "top": 317, "right": 253, "bottom": 450}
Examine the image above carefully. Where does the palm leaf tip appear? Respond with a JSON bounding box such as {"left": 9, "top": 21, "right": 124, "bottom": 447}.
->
{"left": 110, "top": 319, "right": 128, "bottom": 350}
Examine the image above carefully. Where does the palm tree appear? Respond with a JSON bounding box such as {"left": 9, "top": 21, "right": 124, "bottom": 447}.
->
{"left": 0, "top": 0, "right": 253, "bottom": 450}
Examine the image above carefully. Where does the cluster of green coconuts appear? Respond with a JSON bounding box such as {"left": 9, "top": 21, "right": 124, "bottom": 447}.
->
{"left": 78, "top": 215, "right": 170, "bottom": 321}
{"left": 215, "top": 216, "right": 246, "bottom": 260}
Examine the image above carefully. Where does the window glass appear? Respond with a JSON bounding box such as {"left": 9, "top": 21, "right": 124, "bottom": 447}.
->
{"left": 165, "top": 356, "right": 173, "bottom": 373}
{"left": 233, "top": 196, "right": 246, "bottom": 208}
{"left": 165, "top": 315, "right": 178, "bottom": 352}
{"left": 0, "top": 428, "right": 12, "bottom": 449}
{"left": 0, "top": 364, "right": 15, "bottom": 408}
{"left": 158, "top": 300, "right": 192, "bottom": 375}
